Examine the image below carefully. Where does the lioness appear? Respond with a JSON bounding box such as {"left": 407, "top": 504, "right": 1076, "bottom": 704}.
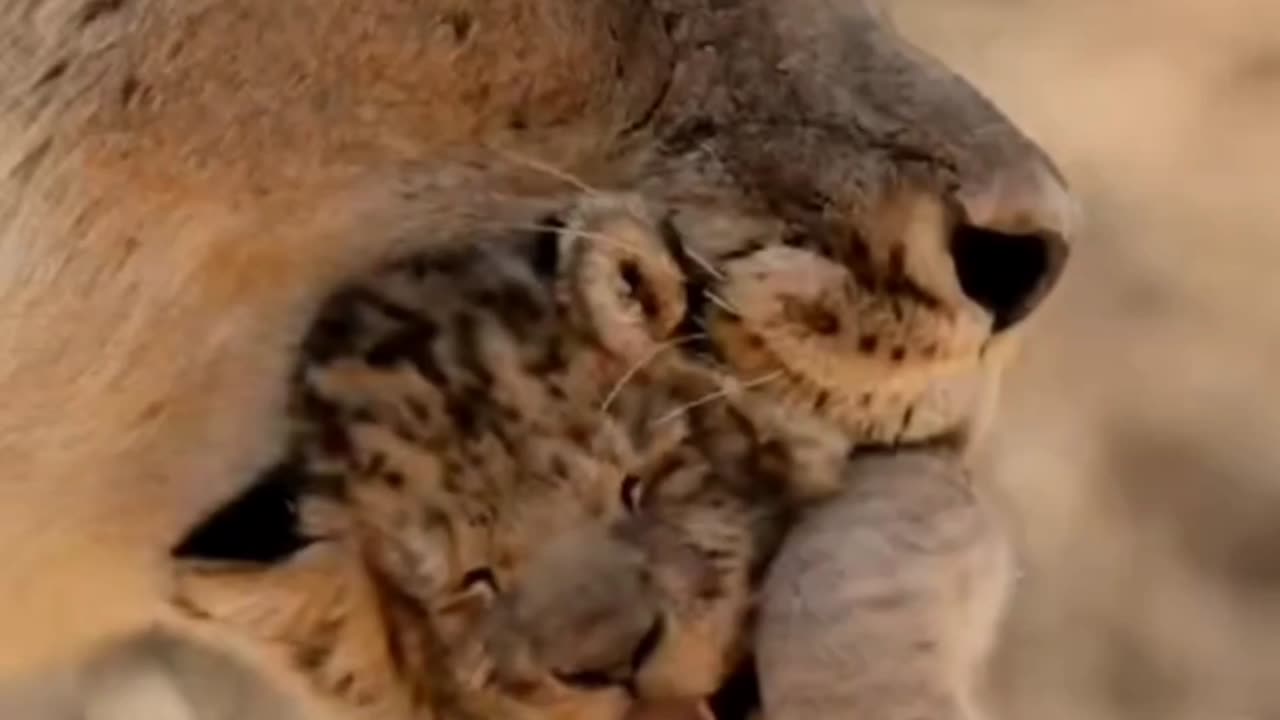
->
{"left": 0, "top": 0, "right": 1071, "bottom": 718}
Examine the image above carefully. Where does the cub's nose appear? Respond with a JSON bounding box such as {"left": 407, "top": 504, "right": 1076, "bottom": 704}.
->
{"left": 949, "top": 159, "right": 1074, "bottom": 332}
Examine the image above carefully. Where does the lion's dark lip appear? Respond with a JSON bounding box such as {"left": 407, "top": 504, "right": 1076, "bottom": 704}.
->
{"left": 847, "top": 428, "right": 969, "bottom": 462}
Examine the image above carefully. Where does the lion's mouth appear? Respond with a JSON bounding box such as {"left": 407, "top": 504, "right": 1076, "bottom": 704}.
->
{"left": 673, "top": 272, "right": 728, "bottom": 363}
{"left": 848, "top": 428, "right": 969, "bottom": 461}
{"left": 657, "top": 215, "right": 733, "bottom": 364}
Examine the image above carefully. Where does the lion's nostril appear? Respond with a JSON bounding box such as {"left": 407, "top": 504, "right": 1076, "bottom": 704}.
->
{"left": 950, "top": 225, "right": 1064, "bottom": 332}
{"left": 950, "top": 158, "right": 1074, "bottom": 330}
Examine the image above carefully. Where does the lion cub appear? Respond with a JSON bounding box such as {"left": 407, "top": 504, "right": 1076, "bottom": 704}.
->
{"left": 172, "top": 194, "right": 995, "bottom": 720}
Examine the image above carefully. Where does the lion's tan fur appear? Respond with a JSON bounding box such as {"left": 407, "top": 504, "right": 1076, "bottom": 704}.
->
{"left": 0, "top": 0, "right": 674, "bottom": 678}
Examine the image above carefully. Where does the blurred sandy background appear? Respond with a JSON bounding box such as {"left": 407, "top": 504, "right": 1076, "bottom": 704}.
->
{"left": 899, "top": 1, "right": 1280, "bottom": 718}
{"left": 6, "top": 0, "right": 1280, "bottom": 717}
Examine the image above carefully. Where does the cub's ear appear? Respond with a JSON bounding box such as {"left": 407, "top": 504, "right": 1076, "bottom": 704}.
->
{"left": 169, "top": 466, "right": 406, "bottom": 715}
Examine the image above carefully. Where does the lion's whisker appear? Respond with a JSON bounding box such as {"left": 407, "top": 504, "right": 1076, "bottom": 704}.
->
{"left": 702, "top": 290, "right": 740, "bottom": 317}
{"left": 486, "top": 144, "right": 604, "bottom": 197}
{"left": 477, "top": 223, "right": 646, "bottom": 256}
{"left": 652, "top": 371, "right": 784, "bottom": 426}
{"left": 683, "top": 247, "right": 726, "bottom": 281}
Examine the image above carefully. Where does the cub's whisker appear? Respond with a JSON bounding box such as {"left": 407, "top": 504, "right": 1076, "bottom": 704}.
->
{"left": 599, "top": 334, "right": 709, "bottom": 414}
{"left": 652, "top": 371, "right": 784, "bottom": 426}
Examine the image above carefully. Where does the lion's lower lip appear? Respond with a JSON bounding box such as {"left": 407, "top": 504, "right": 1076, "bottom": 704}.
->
{"left": 847, "top": 429, "right": 967, "bottom": 461}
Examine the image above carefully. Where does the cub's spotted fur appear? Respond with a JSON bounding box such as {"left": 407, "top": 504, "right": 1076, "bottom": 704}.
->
{"left": 175, "top": 193, "right": 1033, "bottom": 719}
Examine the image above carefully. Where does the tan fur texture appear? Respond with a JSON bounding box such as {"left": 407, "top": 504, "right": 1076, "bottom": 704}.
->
{"left": 0, "top": 0, "right": 1072, "bottom": 718}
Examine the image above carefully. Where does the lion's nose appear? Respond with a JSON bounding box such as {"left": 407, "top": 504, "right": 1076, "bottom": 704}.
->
{"left": 949, "top": 159, "right": 1074, "bottom": 332}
